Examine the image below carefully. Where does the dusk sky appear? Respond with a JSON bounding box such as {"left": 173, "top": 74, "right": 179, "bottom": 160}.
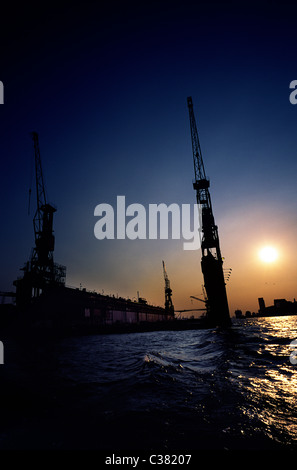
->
{"left": 1, "top": 1, "right": 297, "bottom": 316}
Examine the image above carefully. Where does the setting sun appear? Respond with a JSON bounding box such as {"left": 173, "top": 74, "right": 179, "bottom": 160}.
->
{"left": 259, "top": 246, "right": 278, "bottom": 263}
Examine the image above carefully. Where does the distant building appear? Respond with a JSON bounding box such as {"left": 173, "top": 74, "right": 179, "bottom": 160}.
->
{"left": 258, "top": 297, "right": 266, "bottom": 313}
{"left": 258, "top": 297, "right": 297, "bottom": 317}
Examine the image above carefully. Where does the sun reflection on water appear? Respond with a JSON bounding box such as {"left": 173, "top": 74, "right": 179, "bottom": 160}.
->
{"left": 233, "top": 316, "right": 297, "bottom": 444}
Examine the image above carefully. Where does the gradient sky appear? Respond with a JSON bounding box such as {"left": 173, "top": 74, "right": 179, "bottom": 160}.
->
{"left": 1, "top": 0, "right": 297, "bottom": 316}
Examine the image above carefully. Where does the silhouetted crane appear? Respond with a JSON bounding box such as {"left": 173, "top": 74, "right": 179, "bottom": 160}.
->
{"left": 187, "top": 97, "right": 231, "bottom": 327}
{"left": 30, "top": 132, "right": 58, "bottom": 289}
{"left": 14, "top": 133, "right": 66, "bottom": 306}
{"left": 162, "top": 260, "right": 174, "bottom": 314}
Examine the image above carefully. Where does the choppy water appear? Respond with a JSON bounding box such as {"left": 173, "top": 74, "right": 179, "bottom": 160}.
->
{"left": 1, "top": 316, "right": 297, "bottom": 451}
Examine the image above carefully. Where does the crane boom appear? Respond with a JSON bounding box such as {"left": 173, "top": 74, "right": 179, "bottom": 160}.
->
{"left": 32, "top": 132, "right": 47, "bottom": 214}
{"left": 162, "top": 260, "right": 170, "bottom": 289}
{"left": 187, "top": 97, "right": 231, "bottom": 327}
{"left": 187, "top": 96, "right": 207, "bottom": 182}
{"left": 190, "top": 295, "right": 206, "bottom": 304}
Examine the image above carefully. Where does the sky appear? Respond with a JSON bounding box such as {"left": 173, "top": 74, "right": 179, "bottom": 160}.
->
{"left": 1, "top": 0, "right": 297, "bottom": 316}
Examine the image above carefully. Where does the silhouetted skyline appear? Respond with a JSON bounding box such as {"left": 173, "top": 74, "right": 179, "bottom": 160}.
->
{"left": 1, "top": 1, "right": 297, "bottom": 315}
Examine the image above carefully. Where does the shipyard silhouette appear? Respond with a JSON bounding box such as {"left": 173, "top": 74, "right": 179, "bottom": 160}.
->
{"left": 0, "top": 98, "right": 233, "bottom": 333}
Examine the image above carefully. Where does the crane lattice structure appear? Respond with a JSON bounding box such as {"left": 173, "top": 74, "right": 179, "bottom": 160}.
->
{"left": 187, "top": 97, "right": 231, "bottom": 327}
{"left": 14, "top": 133, "right": 66, "bottom": 306}
{"left": 162, "top": 260, "right": 174, "bottom": 314}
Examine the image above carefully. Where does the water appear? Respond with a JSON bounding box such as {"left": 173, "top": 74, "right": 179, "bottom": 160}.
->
{"left": 1, "top": 316, "right": 297, "bottom": 451}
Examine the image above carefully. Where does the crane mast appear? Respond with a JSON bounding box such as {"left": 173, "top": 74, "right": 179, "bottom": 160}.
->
{"left": 14, "top": 133, "right": 66, "bottom": 307}
{"left": 31, "top": 132, "right": 56, "bottom": 282}
{"left": 187, "top": 97, "right": 231, "bottom": 327}
{"left": 162, "top": 260, "right": 174, "bottom": 314}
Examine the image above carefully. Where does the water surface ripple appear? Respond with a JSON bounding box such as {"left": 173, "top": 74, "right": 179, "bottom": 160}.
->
{"left": 1, "top": 316, "right": 297, "bottom": 450}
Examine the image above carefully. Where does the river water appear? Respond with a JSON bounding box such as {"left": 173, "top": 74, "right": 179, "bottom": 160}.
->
{"left": 1, "top": 316, "right": 297, "bottom": 452}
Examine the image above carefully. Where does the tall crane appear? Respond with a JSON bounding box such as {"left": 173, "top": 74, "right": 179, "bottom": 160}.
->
{"left": 30, "top": 132, "right": 57, "bottom": 288}
{"left": 14, "top": 133, "right": 66, "bottom": 306}
{"left": 162, "top": 260, "right": 174, "bottom": 314}
{"left": 187, "top": 97, "right": 231, "bottom": 327}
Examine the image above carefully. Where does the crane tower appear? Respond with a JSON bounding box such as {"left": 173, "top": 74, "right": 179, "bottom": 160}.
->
{"left": 14, "top": 133, "right": 66, "bottom": 307}
{"left": 187, "top": 97, "right": 231, "bottom": 327}
{"left": 162, "top": 260, "right": 174, "bottom": 314}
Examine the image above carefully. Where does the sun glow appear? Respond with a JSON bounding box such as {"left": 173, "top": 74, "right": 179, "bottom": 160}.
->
{"left": 259, "top": 246, "right": 278, "bottom": 263}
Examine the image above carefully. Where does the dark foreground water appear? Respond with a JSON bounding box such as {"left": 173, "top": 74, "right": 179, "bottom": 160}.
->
{"left": 1, "top": 316, "right": 297, "bottom": 453}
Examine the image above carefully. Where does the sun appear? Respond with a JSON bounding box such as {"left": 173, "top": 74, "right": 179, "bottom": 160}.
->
{"left": 259, "top": 246, "right": 278, "bottom": 263}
